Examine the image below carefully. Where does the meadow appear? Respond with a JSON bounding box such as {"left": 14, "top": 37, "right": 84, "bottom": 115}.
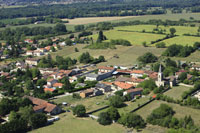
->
{"left": 136, "top": 100, "right": 200, "bottom": 126}
{"left": 53, "top": 95, "right": 109, "bottom": 113}
{"left": 90, "top": 30, "right": 166, "bottom": 45}
{"left": 164, "top": 85, "right": 192, "bottom": 100}
{"left": 50, "top": 44, "right": 165, "bottom": 66}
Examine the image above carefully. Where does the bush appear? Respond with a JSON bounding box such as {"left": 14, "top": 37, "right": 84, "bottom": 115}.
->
{"left": 72, "top": 104, "right": 86, "bottom": 117}
{"left": 98, "top": 112, "right": 112, "bottom": 125}
{"left": 137, "top": 52, "right": 158, "bottom": 64}
{"left": 156, "top": 42, "right": 166, "bottom": 48}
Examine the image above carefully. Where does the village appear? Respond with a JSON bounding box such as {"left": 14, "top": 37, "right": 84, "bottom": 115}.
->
{"left": 0, "top": 38, "right": 200, "bottom": 129}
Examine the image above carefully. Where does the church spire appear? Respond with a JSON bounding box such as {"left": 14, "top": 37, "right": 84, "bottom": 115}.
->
{"left": 159, "top": 64, "right": 162, "bottom": 73}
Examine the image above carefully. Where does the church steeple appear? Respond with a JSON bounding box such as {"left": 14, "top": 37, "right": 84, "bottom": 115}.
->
{"left": 158, "top": 64, "right": 163, "bottom": 81}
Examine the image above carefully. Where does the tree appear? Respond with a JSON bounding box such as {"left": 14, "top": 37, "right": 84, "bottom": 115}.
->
{"left": 118, "top": 113, "right": 146, "bottom": 129}
{"left": 65, "top": 37, "right": 72, "bottom": 46}
{"left": 178, "top": 72, "right": 187, "bottom": 82}
{"left": 72, "top": 105, "right": 86, "bottom": 117}
{"left": 30, "top": 113, "right": 47, "bottom": 129}
{"left": 54, "top": 23, "right": 67, "bottom": 33}
{"left": 25, "top": 80, "right": 35, "bottom": 90}
{"left": 170, "top": 28, "right": 176, "bottom": 36}
{"left": 98, "top": 112, "right": 112, "bottom": 125}
{"left": 107, "top": 107, "right": 120, "bottom": 121}
{"left": 51, "top": 46, "right": 56, "bottom": 52}
{"left": 75, "top": 48, "right": 79, "bottom": 52}
{"left": 61, "top": 77, "right": 72, "bottom": 90}
{"left": 96, "top": 30, "right": 106, "bottom": 43}
{"left": 137, "top": 52, "right": 158, "bottom": 64}
{"left": 109, "top": 95, "right": 124, "bottom": 108}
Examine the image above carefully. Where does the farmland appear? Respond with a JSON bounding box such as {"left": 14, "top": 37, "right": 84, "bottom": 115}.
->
{"left": 164, "top": 85, "right": 193, "bottom": 100}
{"left": 136, "top": 100, "right": 200, "bottom": 126}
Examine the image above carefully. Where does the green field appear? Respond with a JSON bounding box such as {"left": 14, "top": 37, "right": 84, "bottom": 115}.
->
{"left": 115, "top": 25, "right": 199, "bottom": 36}
{"left": 90, "top": 25, "right": 200, "bottom": 46}
{"left": 50, "top": 44, "right": 165, "bottom": 66}
{"left": 90, "top": 30, "right": 166, "bottom": 45}
{"left": 53, "top": 95, "right": 109, "bottom": 113}
{"left": 136, "top": 100, "right": 200, "bottom": 125}
{"left": 164, "top": 85, "right": 193, "bottom": 100}
{"left": 30, "top": 112, "right": 125, "bottom": 133}
{"left": 92, "top": 96, "right": 150, "bottom": 116}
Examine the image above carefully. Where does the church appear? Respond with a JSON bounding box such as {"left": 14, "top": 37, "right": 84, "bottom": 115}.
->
{"left": 155, "top": 64, "right": 176, "bottom": 87}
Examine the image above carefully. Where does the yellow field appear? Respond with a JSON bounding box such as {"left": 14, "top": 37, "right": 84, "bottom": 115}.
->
{"left": 63, "top": 16, "right": 138, "bottom": 25}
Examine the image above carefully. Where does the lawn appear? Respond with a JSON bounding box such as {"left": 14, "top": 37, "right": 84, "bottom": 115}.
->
{"left": 53, "top": 95, "right": 109, "bottom": 113}
{"left": 164, "top": 85, "right": 192, "bottom": 100}
{"left": 30, "top": 112, "right": 126, "bottom": 133}
{"left": 136, "top": 100, "right": 200, "bottom": 125}
{"left": 90, "top": 30, "right": 166, "bottom": 45}
{"left": 92, "top": 96, "right": 150, "bottom": 116}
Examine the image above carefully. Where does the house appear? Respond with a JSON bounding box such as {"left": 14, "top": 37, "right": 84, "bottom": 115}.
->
{"left": 191, "top": 64, "right": 200, "bottom": 71}
{"left": 25, "top": 58, "right": 40, "bottom": 66}
{"left": 115, "top": 76, "right": 144, "bottom": 87}
{"left": 86, "top": 69, "right": 116, "bottom": 81}
{"left": 1, "top": 55, "right": 9, "bottom": 59}
{"left": 24, "top": 39, "right": 33, "bottom": 44}
{"left": 47, "top": 79, "right": 58, "bottom": 87}
{"left": 95, "top": 83, "right": 112, "bottom": 93}
{"left": 114, "top": 81, "right": 134, "bottom": 90}
{"left": 26, "top": 50, "right": 34, "bottom": 56}
{"left": 16, "top": 61, "right": 26, "bottom": 70}
{"left": 25, "top": 96, "right": 62, "bottom": 115}
{"left": 38, "top": 48, "right": 47, "bottom": 53}
{"left": 44, "top": 88, "right": 56, "bottom": 92}
{"left": 98, "top": 66, "right": 114, "bottom": 74}
{"left": 80, "top": 89, "right": 94, "bottom": 98}
{"left": 45, "top": 46, "right": 51, "bottom": 51}
{"left": 123, "top": 88, "right": 143, "bottom": 98}
{"left": 34, "top": 50, "right": 44, "bottom": 56}
{"left": 131, "top": 70, "right": 145, "bottom": 78}
{"left": 53, "top": 83, "right": 63, "bottom": 89}
{"left": 93, "top": 89, "right": 103, "bottom": 96}
{"left": 39, "top": 68, "right": 57, "bottom": 74}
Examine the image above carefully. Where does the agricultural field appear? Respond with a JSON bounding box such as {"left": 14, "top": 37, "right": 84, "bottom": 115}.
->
{"left": 53, "top": 95, "right": 109, "bottom": 113}
{"left": 136, "top": 100, "right": 200, "bottom": 126}
{"left": 115, "top": 25, "right": 199, "bottom": 36}
{"left": 90, "top": 30, "right": 166, "bottom": 45}
{"left": 161, "top": 36, "right": 200, "bottom": 46}
{"left": 50, "top": 44, "right": 165, "bottom": 66}
{"left": 164, "top": 85, "right": 192, "bottom": 100}
{"left": 63, "top": 16, "right": 138, "bottom": 25}
{"left": 111, "top": 12, "right": 200, "bottom": 22}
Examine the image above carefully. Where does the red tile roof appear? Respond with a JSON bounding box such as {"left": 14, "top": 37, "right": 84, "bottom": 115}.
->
{"left": 126, "top": 88, "right": 143, "bottom": 93}
{"left": 98, "top": 66, "right": 114, "bottom": 70}
{"left": 53, "top": 83, "right": 63, "bottom": 87}
{"left": 114, "top": 81, "right": 133, "bottom": 90}
{"left": 44, "top": 88, "right": 55, "bottom": 92}
{"left": 131, "top": 70, "right": 145, "bottom": 74}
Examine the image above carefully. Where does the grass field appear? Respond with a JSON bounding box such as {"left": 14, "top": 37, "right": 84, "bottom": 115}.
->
{"left": 115, "top": 25, "right": 199, "bottom": 36}
{"left": 50, "top": 44, "right": 165, "bottom": 66}
{"left": 136, "top": 100, "right": 200, "bottom": 125}
{"left": 53, "top": 95, "right": 109, "bottom": 113}
{"left": 90, "top": 30, "right": 166, "bottom": 45}
{"left": 92, "top": 96, "right": 150, "bottom": 116}
{"left": 164, "top": 85, "right": 192, "bottom": 100}
{"left": 31, "top": 112, "right": 126, "bottom": 133}
{"left": 63, "top": 16, "right": 138, "bottom": 25}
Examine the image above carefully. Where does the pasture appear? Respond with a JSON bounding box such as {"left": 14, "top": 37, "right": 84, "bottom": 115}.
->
{"left": 50, "top": 44, "right": 165, "bottom": 66}
{"left": 53, "top": 95, "right": 109, "bottom": 113}
{"left": 136, "top": 100, "right": 200, "bottom": 126}
{"left": 164, "top": 85, "right": 192, "bottom": 100}
{"left": 90, "top": 30, "right": 166, "bottom": 45}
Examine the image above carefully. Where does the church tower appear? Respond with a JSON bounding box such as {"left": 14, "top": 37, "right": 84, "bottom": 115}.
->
{"left": 158, "top": 64, "right": 163, "bottom": 82}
